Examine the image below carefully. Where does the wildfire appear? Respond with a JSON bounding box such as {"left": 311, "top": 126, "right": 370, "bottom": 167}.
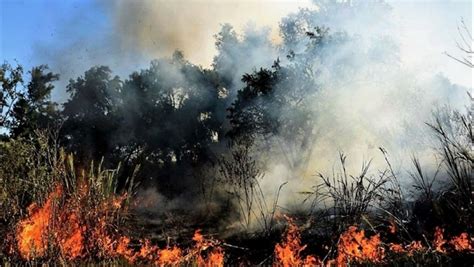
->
{"left": 274, "top": 216, "right": 321, "bottom": 267}
{"left": 193, "top": 230, "right": 225, "bottom": 267}
{"left": 273, "top": 219, "right": 473, "bottom": 267}
{"left": 332, "top": 226, "right": 385, "bottom": 265}
{"left": 16, "top": 186, "right": 62, "bottom": 260}
{"left": 389, "top": 241, "right": 424, "bottom": 255}
{"left": 12, "top": 182, "right": 225, "bottom": 266}
{"left": 449, "top": 233, "right": 472, "bottom": 251}
{"left": 11, "top": 181, "right": 473, "bottom": 266}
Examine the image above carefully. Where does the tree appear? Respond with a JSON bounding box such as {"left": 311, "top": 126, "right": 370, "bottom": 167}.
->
{"left": 0, "top": 62, "right": 24, "bottom": 135}
{"left": 116, "top": 53, "right": 225, "bottom": 194}
{"left": 445, "top": 19, "right": 473, "bottom": 69}
{"left": 227, "top": 58, "right": 319, "bottom": 175}
{"left": 1, "top": 63, "right": 60, "bottom": 139}
{"left": 10, "top": 65, "right": 60, "bottom": 138}
{"left": 62, "top": 66, "right": 121, "bottom": 162}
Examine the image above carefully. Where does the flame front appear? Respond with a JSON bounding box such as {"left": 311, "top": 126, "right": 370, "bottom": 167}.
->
{"left": 13, "top": 182, "right": 225, "bottom": 265}
{"left": 274, "top": 217, "right": 321, "bottom": 267}
{"left": 334, "top": 226, "right": 385, "bottom": 265}
{"left": 16, "top": 186, "right": 62, "bottom": 260}
{"left": 12, "top": 183, "right": 473, "bottom": 266}
{"left": 273, "top": 219, "right": 473, "bottom": 267}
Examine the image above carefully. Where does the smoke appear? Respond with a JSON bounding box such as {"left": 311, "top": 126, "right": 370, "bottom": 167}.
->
{"left": 108, "top": 0, "right": 314, "bottom": 67}
{"left": 203, "top": 0, "right": 470, "bottom": 217}
{"left": 102, "top": 0, "right": 471, "bottom": 229}
{"left": 22, "top": 0, "right": 471, "bottom": 230}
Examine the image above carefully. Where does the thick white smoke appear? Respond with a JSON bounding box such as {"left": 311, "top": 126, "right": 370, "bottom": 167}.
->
{"left": 108, "top": 0, "right": 314, "bottom": 67}
{"left": 33, "top": 0, "right": 471, "bottom": 228}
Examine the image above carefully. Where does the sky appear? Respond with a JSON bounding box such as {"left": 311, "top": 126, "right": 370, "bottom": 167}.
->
{"left": 1, "top": 0, "right": 107, "bottom": 66}
{"left": 1, "top": 0, "right": 472, "bottom": 101}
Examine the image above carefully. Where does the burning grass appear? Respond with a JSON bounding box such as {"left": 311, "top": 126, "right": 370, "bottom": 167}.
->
{"left": 2, "top": 163, "right": 474, "bottom": 266}
{"left": 1, "top": 112, "right": 472, "bottom": 266}
{"left": 270, "top": 215, "right": 473, "bottom": 266}
{"left": 7, "top": 178, "right": 472, "bottom": 267}
{"left": 4, "top": 159, "right": 225, "bottom": 266}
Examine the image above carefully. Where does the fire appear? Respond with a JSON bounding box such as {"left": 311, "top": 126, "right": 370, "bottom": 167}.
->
{"left": 16, "top": 186, "right": 62, "bottom": 260}
{"left": 57, "top": 212, "right": 85, "bottom": 259}
{"left": 274, "top": 217, "right": 321, "bottom": 267}
{"left": 115, "top": 236, "right": 135, "bottom": 262}
{"left": 389, "top": 241, "right": 424, "bottom": 255}
{"left": 13, "top": 181, "right": 225, "bottom": 265}
{"left": 193, "top": 230, "right": 225, "bottom": 267}
{"left": 449, "top": 233, "right": 472, "bottom": 251}
{"left": 433, "top": 226, "right": 447, "bottom": 253}
{"left": 14, "top": 181, "right": 130, "bottom": 261}
{"left": 110, "top": 230, "right": 224, "bottom": 266}
{"left": 388, "top": 220, "right": 397, "bottom": 234}
{"left": 272, "top": 219, "right": 473, "bottom": 266}
{"left": 156, "top": 246, "right": 182, "bottom": 266}
{"left": 333, "top": 226, "right": 384, "bottom": 265}
{"left": 11, "top": 180, "right": 472, "bottom": 266}
{"left": 432, "top": 227, "right": 473, "bottom": 253}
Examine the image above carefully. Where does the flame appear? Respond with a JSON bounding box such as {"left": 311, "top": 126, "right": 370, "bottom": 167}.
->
{"left": 157, "top": 246, "right": 182, "bottom": 266}
{"left": 15, "top": 185, "right": 224, "bottom": 265}
{"left": 388, "top": 220, "right": 397, "bottom": 234}
{"left": 14, "top": 182, "right": 130, "bottom": 261}
{"left": 16, "top": 186, "right": 62, "bottom": 260}
{"left": 57, "top": 212, "right": 85, "bottom": 259}
{"left": 333, "top": 226, "right": 385, "bottom": 265}
{"left": 274, "top": 216, "right": 321, "bottom": 267}
{"left": 193, "top": 230, "right": 225, "bottom": 267}
{"left": 433, "top": 226, "right": 447, "bottom": 253}
{"left": 12, "top": 180, "right": 472, "bottom": 266}
{"left": 432, "top": 227, "right": 473, "bottom": 253}
{"left": 388, "top": 243, "right": 405, "bottom": 253}
{"left": 449, "top": 233, "right": 472, "bottom": 251}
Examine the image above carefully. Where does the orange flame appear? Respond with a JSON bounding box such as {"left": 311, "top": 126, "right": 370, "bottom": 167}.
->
{"left": 449, "top": 233, "right": 472, "bottom": 251}
{"left": 16, "top": 186, "right": 62, "bottom": 260}
{"left": 389, "top": 241, "right": 424, "bottom": 255}
{"left": 333, "top": 226, "right": 385, "bottom": 265}
{"left": 13, "top": 181, "right": 473, "bottom": 266}
{"left": 15, "top": 182, "right": 130, "bottom": 261}
{"left": 14, "top": 183, "right": 222, "bottom": 265}
{"left": 274, "top": 217, "right": 321, "bottom": 267}
{"left": 157, "top": 246, "right": 182, "bottom": 266}
{"left": 193, "top": 229, "right": 225, "bottom": 267}
{"left": 57, "top": 212, "right": 85, "bottom": 259}
{"left": 433, "top": 226, "right": 447, "bottom": 253}
{"left": 388, "top": 220, "right": 397, "bottom": 234}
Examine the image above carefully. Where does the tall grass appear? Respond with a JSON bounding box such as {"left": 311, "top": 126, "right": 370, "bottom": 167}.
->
{"left": 0, "top": 129, "right": 137, "bottom": 262}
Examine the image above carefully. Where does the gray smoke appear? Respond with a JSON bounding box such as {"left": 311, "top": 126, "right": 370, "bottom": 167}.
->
{"left": 27, "top": 0, "right": 472, "bottom": 230}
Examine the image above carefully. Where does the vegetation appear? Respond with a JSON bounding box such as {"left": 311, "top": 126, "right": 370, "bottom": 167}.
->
{"left": 1, "top": 1, "right": 472, "bottom": 265}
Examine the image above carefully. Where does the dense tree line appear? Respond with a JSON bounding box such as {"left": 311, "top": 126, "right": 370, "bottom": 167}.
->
{"left": 1, "top": 0, "right": 467, "bottom": 204}
{"left": 1, "top": 2, "right": 472, "bottom": 249}
{"left": 0, "top": 5, "right": 357, "bottom": 195}
{"left": 0, "top": 37, "right": 317, "bottom": 195}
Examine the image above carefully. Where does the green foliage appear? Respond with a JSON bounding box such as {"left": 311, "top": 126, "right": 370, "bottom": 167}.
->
{"left": 11, "top": 66, "right": 60, "bottom": 138}
{"left": 0, "top": 63, "right": 59, "bottom": 138}
{"left": 0, "top": 62, "right": 24, "bottom": 132}
{"left": 62, "top": 66, "right": 121, "bottom": 162}
{"left": 0, "top": 130, "right": 61, "bottom": 223}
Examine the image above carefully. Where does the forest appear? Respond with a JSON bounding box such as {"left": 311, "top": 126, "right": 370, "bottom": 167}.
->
{"left": 0, "top": 1, "right": 472, "bottom": 266}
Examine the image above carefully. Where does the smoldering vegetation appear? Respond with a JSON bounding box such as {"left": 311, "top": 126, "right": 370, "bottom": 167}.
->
{"left": 1, "top": 0, "right": 472, "bottom": 265}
